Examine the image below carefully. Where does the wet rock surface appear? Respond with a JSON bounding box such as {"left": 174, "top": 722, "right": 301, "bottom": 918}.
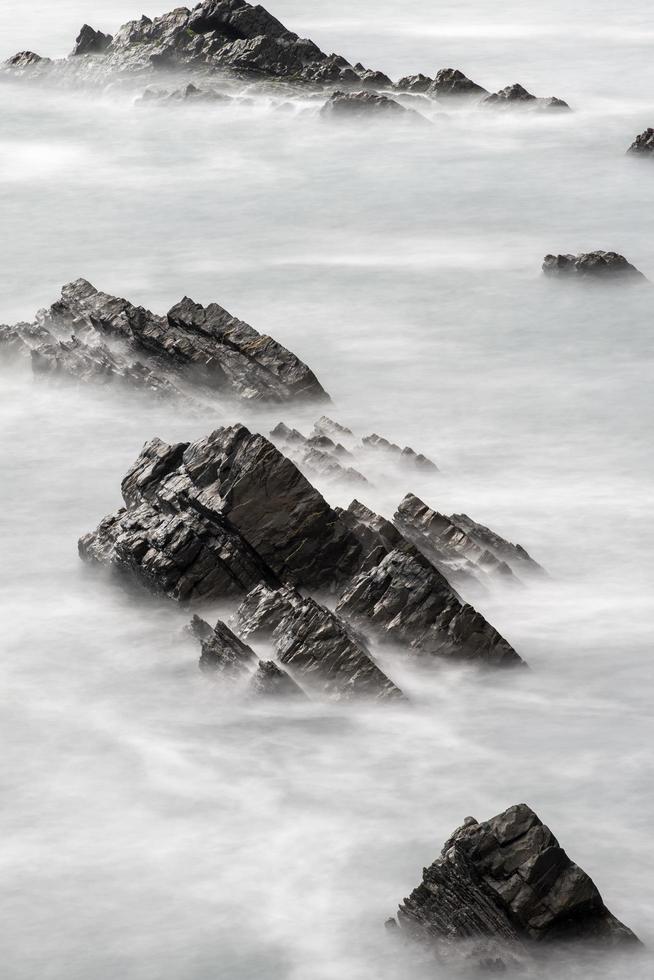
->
{"left": 395, "top": 493, "right": 542, "bottom": 585}
{"left": 320, "top": 90, "right": 420, "bottom": 118}
{"left": 394, "top": 804, "right": 639, "bottom": 957}
{"left": 628, "top": 127, "right": 654, "bottom": 154}
{"left": 79, "top": 424, "right": 364, "bottom": 600}
{"left": 190, "top": 614, "right": 258, "bottom": 677}
{"left": 234, "top": 583, "right": 404, "bottom": 701}
{"left": 1, "top": 279, "right": 328, "bottom": 403}
{"left": 336, "top": 545, "right": 525, "bottom": 667}
{"left": 543, "top": 252, "right": 646, "bottom": 281}
{"left": 482, "top": 83, "right": 570, "bottom": 110}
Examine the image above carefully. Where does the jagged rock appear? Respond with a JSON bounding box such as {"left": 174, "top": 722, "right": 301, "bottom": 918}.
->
{"left": 336, "top": 499, "right": 405, "bottom": 569}
{"left": 2, "top": 279, "right": 327, "bottom": 403}
{"left": 482, "top": 83, "right": 570, "bottom": 110}
{"left": 269, "top": 422, "right": 368, "bottom": 487}
{"left": 321, "top": 91, "right": 418, "bottom": 119}
{"left": 72, "top": 25, "right": 113, "bottom": 57}
{"left": 358, "top": 69, "right": 393, "bottom": 90}
{"left": 395, "top": 494, "right": 542, "bottom": 583}
{"left": 362, "top": 433, "right": 438, "bottom": 471}
{"left": 3, "top": 51, "right": 51, "bottom": 77}
{"left": 189, "top": 614, "right": 258, "bottom": 676}
{"left": 543, "top": 252, "right": 646, "bottom": 281}
{"left": 428, "top": 68, "right": 487, "bottom": 99}
{"left": 336, "top": 545, "right": 524, "bottom": 667}
{"left": 628, "top": 128, "right": 654, "bottom": 155}
{"left": 80, "top": 424, "right": 364, "bottom": 600}
{"left": 234, "top": 583, "right": 404, "bottom": 701}
{"left": 397, "top": 73, "right": 434, "bottom": 94}
{"left": 137, "top": 82, "right": 232, "bottom": 105}
{"left": 312, "top": 416, "right": 355, "bottom": 443}
{"left": 393, "top": 804, "right": 639, "bottom": 958}
{"left": 248, "top": 660, "right": 307, "bottom": 698}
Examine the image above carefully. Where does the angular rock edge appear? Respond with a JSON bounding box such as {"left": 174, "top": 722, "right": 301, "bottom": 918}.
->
{"left": 542, "top": 252, "right": 646, "bottom": 281}
{"left": 391, "top": 803, "right": 639, "bottom": 962}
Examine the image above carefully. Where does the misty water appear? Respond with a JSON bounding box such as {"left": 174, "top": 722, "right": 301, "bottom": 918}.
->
{"left": 1, "top": 2, "right": 653, "bottom": 978}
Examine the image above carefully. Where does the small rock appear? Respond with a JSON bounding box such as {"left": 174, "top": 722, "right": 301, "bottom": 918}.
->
{"left": 543, "top": 251, "right": 646, "bottom": 281}
{"left": 628, "top": 127, "right": 654, "bottom": 155}
{"left": 482, "top": 83, "right": 569, "bottom": 110}
{"left": 72, "top": 25, "right": 113, "bottom": 57}
{"left": 428, "top": 68, "right": 487, "bottom": 99}
{"left": 321, "top": 90, "right": 421, "bottom": 119}
{"left": 248, "top": 660, "right": 307, "bottom": 698}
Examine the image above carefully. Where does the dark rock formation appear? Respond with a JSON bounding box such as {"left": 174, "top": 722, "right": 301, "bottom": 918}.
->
{"left": 137, "top": 82, "right": 232, "bottom": 105}
{"left": 79, "top": 424, "right": 365, "bottom": 600}
{"left": 312, "top": 416, "right": 355, "bottom": 443}
{"left": 336, "top": 545, "right": 524, "bottom": 667}
{"left": 248, "top": 659, "right": 307, "bottom": 698}
{"left": 234, "top": 583, "right": 404, "bottom": 701}
{"left": 482, "top": 83, "right": 570, "bottom": 111}
{"left": 336, "top": 499, "right": 405, "bottom": 570}
{"left": 4, "top": 51, "right": 51, "bottom": 75}
{"left": 429, "top": 68, "right": 487, "bottom": 99}
{"left": 394, "top": 804, "right": 639, "bottom": 954}
{"left": 628, "top": 128, "right": 654, "bottom": 155}
{"left": 362, "top": 433, "right": 438, "bottom": 471}
{"left": 395, "top": 494, "right": 542, "bottom": 584}
{"left": 190, "top": 614, "right": 258, "bottom": 676}
{"left": 269, "top": 422, "right": 368, "bottom": 487}
{"left": 72, "top": 25, "right": 113, "bottom": 57}
{"left": 321, "top": 91, "right": 419, "bottom": 119}
{"left": 397, "top": 73, "right": 433, "bottom": 94}
{"left": 1, "top": 279, "right": 328, "bottom": 403}
{"left": 543, "top": 252, "right": 646, "bottom": 281}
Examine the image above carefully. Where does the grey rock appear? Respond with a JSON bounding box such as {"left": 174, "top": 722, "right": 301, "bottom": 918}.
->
{"left": 321, "top": 90, "right": 419, "bottom": 119}
{"left": 269, "top": 422, "right": 368, "bottom": 487}
{"left": 248, "top": 659, "right": 307, "bottom": 698}
{"left": 72, "top": 25, "right": 113, "bottom": 57}
{"left": 137, "top": 82, "right": 232, "bottom": 105}
{"left": 394, "top": 804, "right": 639, "bottom": 952}
{"left": 482, "top": 83, "right": 570, "bottom": 111}
{"left": 190, "top": 614, "right": 258, "bottom": 676}
{"left": 397, "top": 73, "right": 434, "bottom": 94}
{"left": 362, "top": 433, "right": 438, "bottom": 471}
{"left": 428, "top": 68, "right": 487, "bottom": 99}
{"left": 336, "top": 545, "right": 525, "bottom": 667}
{"left": 312, "top": 416, "right": 355, "bottom": 443}
{"left": 628, "top": 127, "right": 654, "bottom": 155}
{"left": 80, "top": 424, "right": 365, "bottom": 599}
{"left": 234, "top": 583, "right": 404, "bottom": 701}
{"left": 3, "top": 279, "right": 328, "bottom": 403}
{"left": 542, "top": 252, "right": 646, "bottom": 281}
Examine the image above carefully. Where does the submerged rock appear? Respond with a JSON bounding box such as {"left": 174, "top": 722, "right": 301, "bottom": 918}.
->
{"left": 269, "top": 422, "right": 368, "bottom": 487}
{"left": 137, "top": 82, "right": 232, "bottom": 105}
{"left": 543, "top": 252, "right": 646, "bottom": 281}
{"left": 482, "top": 83, "right": 570, "bottom": 111}
{"left": 80, "top": 424, "right": 364, "bottom": 600}
{"left": 336, "top": 545, "right": 525, "bottom": 666}
{"left": 628, "top": 128, "right": 654, "bottom": 155}
{"left": 321, "top": 90, "right": 419, "bottom": 119}
{"left": 428, "top": 68, "right": 487, "bottom": 99}
{"left": 393, "top": 804, "right": 639, "bottom": 959}
{"left": 234, "top": 583, "right": 404, "bottom": 701}
{"left": 397, "top": 73, "right": 433, "bottom": 94}
{"left": 362, "top": 433, "right": 438, "bottom": 471}
{"left": 2, "top": 279, "right": 328, "bottom": 403}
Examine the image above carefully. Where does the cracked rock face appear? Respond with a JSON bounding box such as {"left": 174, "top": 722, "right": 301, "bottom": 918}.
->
{"left": 543, "top": 251, "right": 646, "bottom": 281}
{"left": 394, "top": 804, "right": 639, "bottom": 955}
{"left": 79, "top": 424, "right": 364, "bottom": 600}
{"left": 190, "top": 614, "right": 259, "bottom": 677}
{"left": 336, "top": 545, "right": 525, "bottom": 666}
{"left": 1, "top": 279, "right": 327, "bottom": 403}
{"left": 233, "top": 583, "right": 404, "bottom": 701}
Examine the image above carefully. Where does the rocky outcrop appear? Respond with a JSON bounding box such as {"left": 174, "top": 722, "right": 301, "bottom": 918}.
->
{"left": 269, "top": 422, "right": 368, "bottom": 487}
{"left": 1, "top": 279, "right": 328, "bottom": 403}
{"left": 396, "top": 73, "right": 433, "bottom": 94}
{"left": 190, "top": 614, "right": 258, "bottom": 676}
{"left": 628, "top": 128, "right": 654, "bottom": 155}
{"left": 249, "top": 659, "right": 307, "bottom": 698}
{"left": 482, "top": 83, "right": 570, "bottom": 110}
{"left": 428, "top": 68, "right": 487, "bottom": 99}
{"left": 393, "top": 804, "right": 639, "bottom": 957}
{"left": 336, "top": 545, "right": 524, "bottom": 667}
{"left": 79, "top": 424, "right": 364, "bottom": 600}
{"left": 137, "top": 82, "right": 232, "bottom": 105}
{"left": 543, "top": 252, "right": 646, "bottom": 281}
{"left": 234, "top": 583, "right": 404, "bottom": 701}
{"left": 395, "top": 493, "right": 542, "bottom": 585}
{"left": 362, "top": 434, "right": 438, "bottom": 471}
{"left": 72, "top": 25, "right": 113, "bottom": 57}
{"left": 321, "top": 91, "right": 420, "bottom": 119}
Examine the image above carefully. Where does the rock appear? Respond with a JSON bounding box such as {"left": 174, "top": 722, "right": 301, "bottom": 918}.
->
{"left": 393, "top": 804, "right": 639, "bottom": 955}
{"left": 80, "top": 424, "right": 365, "bottom": 600}
{"left": 248, "top": 660, "right": 307, "bottom": 698}
{"left": 137, "top": 82, "right": 232, "bottom": 105}
{"left": 336, "top": 545, "right": 525, "bottom": 667}
{"left": 362, "top": 433, "right": 438, "bottom": 471}
{"left": 321, "top": 91, "right": 420, "bottom": 119}
{"left": 628, "top": 128, "right": 654, "bottom": 155}
{"left": 482, "top": 83, "right": 570, "bottom": 110}
{"left": 234, "top": 583, "right": 404, "bottom": 701}
{"left": 395, "top": 493, "right": 542, "bottom": 584}
{"left": 312, "top": 416, "right": 355, "bottom": 443}
{"left": 336, "top": 499, "right": 405, "bottom": 569}
{"left": 397, "top": 73, "right": 434, "bottom": 94}
{"left": 189, "top": 614, "right": 258, "bottom": 676}
{"left": 358, "top": 69, "right": 394, "bottom": 90}
{"left": 269, "top": 422, "right": 368, "bottom": 487}
{"left": 3, "top": 279, "right": 328, "bottom": 403}
{"left": 428, "top": 68, "right": 487, "bottom": 99}
{"left": 72, "top": 25, "right": 113, "bottom": 57}
{"left": 3, "top": 51, "right": 51, "bottom": 77}
{"left": 542, "top": 252, "right": 646, "bottom": 281}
